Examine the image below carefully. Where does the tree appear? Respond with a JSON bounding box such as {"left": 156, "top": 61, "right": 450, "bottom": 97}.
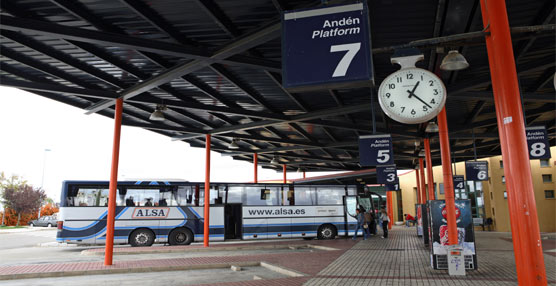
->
{"left": 2, "top": 185, "right": 46, "bottom": 226}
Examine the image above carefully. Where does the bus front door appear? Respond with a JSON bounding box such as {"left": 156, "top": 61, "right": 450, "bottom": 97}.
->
{"left": 224, "top": 203, "right": 242, "bottom": 239}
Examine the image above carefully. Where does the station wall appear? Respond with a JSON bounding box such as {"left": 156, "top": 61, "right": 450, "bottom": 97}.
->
{"left": 393, "top": 146, "right": 556, "bottom": 233}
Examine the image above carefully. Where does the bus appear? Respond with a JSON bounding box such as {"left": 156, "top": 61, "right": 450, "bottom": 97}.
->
{"left": 56, "top": 180, "right": 383, "bottom": 246}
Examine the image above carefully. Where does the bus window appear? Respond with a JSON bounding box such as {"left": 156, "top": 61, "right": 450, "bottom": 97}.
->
{"left": 316, "top": 187, "right": 343, "bottom": 205}
{"left": 126, "top": 189, "right": 159, "bottom": 207}
{"left": 175, "top": 186, "right": 194, "bottom": 206}
{"left": 74, "top": 188, "right": 109, "bottom": 207}
{"left": 244, "top": 186, "right": 279, "bottom": 205}
{"left": 347, "top": 186, "right": 357, "bottom": 196}
{"left": 227, "top": 186, "right": 243, "bottom": 203}
{"left": 159, "top": 188, "right": 173, "bottom": 206}
{"left": 294, "top": 186, "right": 316, "bottom": 205}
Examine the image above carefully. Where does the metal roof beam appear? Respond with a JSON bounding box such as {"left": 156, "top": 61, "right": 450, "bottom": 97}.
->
{"left": 0, "top": 15, "right": 281, "bottom": 72}
{"left": 194, "top": 0, "right": 241, "bottom": 38}
{"left": 171, "top": 104, "right": 371, "bottom": 140}
{"left": 449, "top": 91, "right": 555, "bottom": 103}
{"left": 83, "top": 22, "right": 281, "bottom": 114}
{"left": 0, "top": 78, "right": 118, "bottom": 99}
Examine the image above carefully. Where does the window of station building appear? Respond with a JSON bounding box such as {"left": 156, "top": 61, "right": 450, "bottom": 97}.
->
{"left": 69, "top": 187, "right": 109, "bottom": 207}
{"left": 503, "top": 190, "right": 507, "bottom": 199}
{"left": 502, "top": 176, "right": 506, "bottom": 183}
{"left": 545, "top": 190, "right": 554, "bottom": 199}
{"left": 542, "top": 174, "right": 553, "bottom": 183}
{"left": 438, "top": 184, "right": 445, "bottom": 195}
{"left": 316, "top": 187, "right": 344, "bottom": 205}
{"left": 540, "top": 159, "right": 550, "bottom": 167}
{"left": 499, "top": 160, "right": 503, "bottom": 168}
{"left": 293, "top": 186, "right": 316, "bottom": 205}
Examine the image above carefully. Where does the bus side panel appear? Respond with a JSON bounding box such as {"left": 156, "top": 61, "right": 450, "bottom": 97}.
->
{"left": 190, "top": 206, "right": 225, "bottom": 242}
{"left": 267, "top": 218, "right": 291, "bottom": 239}
{"left": 242, "top": 218, "right": 268, "bottom": 240}
{"left": 57, "top": 207, "right": 109, "bottom": 244}
{"left": 290, "top": 217, "right": 317, "bottom": 238}
{"left": 345, "top": 214, "right": 358, "bottom": 236}
{"left": 157, "top": 206, "right": 195, "bottom": 243}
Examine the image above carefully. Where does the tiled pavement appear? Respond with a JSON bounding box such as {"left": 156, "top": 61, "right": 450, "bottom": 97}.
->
{"left": 0, "top": 227, "right": 554, "bottom": 285}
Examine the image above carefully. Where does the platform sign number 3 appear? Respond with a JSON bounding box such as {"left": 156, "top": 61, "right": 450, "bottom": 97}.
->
{"left": 526, "top": 127, "right": 551, "bottom": 160}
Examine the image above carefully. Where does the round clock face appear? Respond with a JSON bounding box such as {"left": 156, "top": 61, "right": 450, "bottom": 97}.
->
{"left": 378, "top": 68, "right": 447, "bottom": 124}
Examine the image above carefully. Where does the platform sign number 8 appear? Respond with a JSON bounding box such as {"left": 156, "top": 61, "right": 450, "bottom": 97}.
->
{"left": 530, "top": 142, "right": 546, "bottom": 157}
{"left": 526, "top": 127, "right": 551, "bottom": 159}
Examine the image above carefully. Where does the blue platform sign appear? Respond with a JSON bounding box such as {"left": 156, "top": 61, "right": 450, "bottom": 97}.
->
{"left": 282, "top": 3, "right": 373, "bottom": 90}
{"left": 465, "top": 161, "right": 488, "bottom": 181}
{"left": 377, "top": 165, "right": 398, "bottom": 184}
{"left": 453, "top": 175, "right": 465, "bottom": 190}
{"left": 526, "top": 126, "right": 551, "bottom": 160}
{"left": 386, "top": 183, "right": 399, "bottom": 191}
{"left": 359, "top": 134, "right": 394, "bottom": 166}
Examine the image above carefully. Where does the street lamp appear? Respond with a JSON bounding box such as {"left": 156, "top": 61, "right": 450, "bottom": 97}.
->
{"left": 39, "top": 148, "right": 51, "bottom": 218}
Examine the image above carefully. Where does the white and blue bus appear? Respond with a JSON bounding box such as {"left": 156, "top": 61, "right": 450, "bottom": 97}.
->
{"left": 57, "top": 180, "right": 383, "bottom": 246}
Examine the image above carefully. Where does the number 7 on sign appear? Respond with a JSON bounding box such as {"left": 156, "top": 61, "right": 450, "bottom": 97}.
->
{"left": 330, "top": 43, "right": 361, "bottom": 77}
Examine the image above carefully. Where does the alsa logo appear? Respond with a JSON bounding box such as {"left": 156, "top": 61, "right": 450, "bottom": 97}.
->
{"left": 132, "top": 207, "right": 170, "bottom": 219}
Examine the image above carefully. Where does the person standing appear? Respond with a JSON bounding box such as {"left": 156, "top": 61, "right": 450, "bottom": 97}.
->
{"left": 353, "top": 209, "right": 370, "bottom": 240}
{"left": 364, "top": 210, "right": 374, "bottom": 236}
{"left": 380, "top": 208, "right": 390, "bottom": 238}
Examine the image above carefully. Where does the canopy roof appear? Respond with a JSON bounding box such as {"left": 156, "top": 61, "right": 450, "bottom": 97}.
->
{"left": 1, "top": 0, "right": 554, "bottom": 176}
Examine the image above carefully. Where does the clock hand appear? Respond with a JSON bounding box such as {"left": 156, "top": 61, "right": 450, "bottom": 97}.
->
{"left": 407, "top": 92, "right": 433, "bottom": 109}
{"left": 407, "top": 81, "right": 420, "bottom": 98}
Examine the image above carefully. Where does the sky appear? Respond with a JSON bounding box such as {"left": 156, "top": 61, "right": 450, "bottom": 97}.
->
{"left": 0, "top": 87, "right": 326, "bottom": 203}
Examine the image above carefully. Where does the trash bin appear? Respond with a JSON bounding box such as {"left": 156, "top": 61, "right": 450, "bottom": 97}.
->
{"left": 448, "top": 245, "right": 466, "bottom": 276}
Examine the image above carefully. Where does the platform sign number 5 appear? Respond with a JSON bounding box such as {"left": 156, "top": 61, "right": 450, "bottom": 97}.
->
{"left": 330, "top": 43, "right": 361, "bottom": 77}
{"left": 359, "top": 134, "right": 395, "bottom": 166}
{"left": 526, "top": 126, "right": 551, "bottom": 159}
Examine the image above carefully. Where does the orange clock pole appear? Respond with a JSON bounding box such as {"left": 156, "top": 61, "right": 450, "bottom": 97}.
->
{"left": 424, "top": 138, "right": 435, "bottom": 200}
{"left": 283, "top": 164, "right": 287, "bottom": 184}
{"left": 415, "top": 168, "right": 422, "bottom": 204}
{"left": 203, "top": 134, "right": 211, "bottom": 247}
{"left": 480, "top": 0, "right": 546, "bottom": 284}
{"left": 418, "top": 158, "right": 427, "bottom": 203}
{"left": 104, "top": 98, "right": 123, "bottom": 266}
{"left": 386, "top": 191, "right": 393, "bottom": 229}
{"left": 437, "top": 108, "right": 458, "bottom": 246}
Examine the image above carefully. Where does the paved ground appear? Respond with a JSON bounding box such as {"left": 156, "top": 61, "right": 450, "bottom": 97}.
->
{"left": 0, "top": 227, "right": 56, "bottom": 250}
{"left": 0, "top": 227, "right": 554, "bottom": 285}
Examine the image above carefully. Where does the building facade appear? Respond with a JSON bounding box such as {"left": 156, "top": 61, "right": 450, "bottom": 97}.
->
{"left": 393, "top": 146, "right": 556, "bottom": 232}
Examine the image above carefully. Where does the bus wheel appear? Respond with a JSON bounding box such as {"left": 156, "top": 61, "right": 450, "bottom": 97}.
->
{"left": 129, "top": 229, "right": 155, "bottom": 247}
{"left": 169, "top": 228, "right": 193, "bottom": 245}
{"left": 317, "top": 224, "right": 336, "bottom": 240}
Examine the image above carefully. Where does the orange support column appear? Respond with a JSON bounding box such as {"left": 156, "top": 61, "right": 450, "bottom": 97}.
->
{"left": 415, "top": 168, "right": 422, "bottom": 204}
{"left": 419, "top": 158, "right": 427, "bottom": 203}
{"left": 253, "top": 153, "right": 258, "bottom": 183}
{"left": 283, "top": 164, "right": 287, "bottom": 184}
{"left": 480, "top": 1, "right": 546, "bottom": 284}
{"left": 386, "top": 191, "right": 393, "bottom": 229}
{"left": 437, "top": 108, "right": 457, "bottom": 246}
{"left": 303, "top": 171, "right": 306, "bottom": 179}
{"left": 104, "top": 98, "right": 123, "bottom": 266}
{"left": 424, "top": 138, "right": 435, "bottom": 200}
{"left": 203, "top": 134, "right": 211, "bottom": 247}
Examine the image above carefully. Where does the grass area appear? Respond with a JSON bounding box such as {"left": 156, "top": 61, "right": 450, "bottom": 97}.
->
{"left": 0, "top": 225, "right": 26, "bottom": 229}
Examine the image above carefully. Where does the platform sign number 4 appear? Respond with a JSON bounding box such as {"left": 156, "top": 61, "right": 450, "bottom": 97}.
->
{"left": 526, "top": 126, "right": 551, "bottom": 159}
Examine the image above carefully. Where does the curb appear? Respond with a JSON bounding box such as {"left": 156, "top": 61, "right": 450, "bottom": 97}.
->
{"left": 0, "top": 261, "right": 261, "bottom": 281}
{"left": 81, "top": 243, "right": 327, "bottom": 256}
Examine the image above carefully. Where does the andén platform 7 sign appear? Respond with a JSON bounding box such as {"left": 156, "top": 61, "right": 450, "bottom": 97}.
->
{"left": 282, "top": 3, "right": 373, "bottom": 90}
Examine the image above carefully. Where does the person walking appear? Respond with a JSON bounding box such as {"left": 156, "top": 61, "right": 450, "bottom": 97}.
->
{"left": 380, "top": 208, "right": 390, "bottom": 238}
{"left": 364, "top": 209, "right": 375, "bottom": 236}
{"left": 353, "top": 209, "right": 370, "bottom": 240}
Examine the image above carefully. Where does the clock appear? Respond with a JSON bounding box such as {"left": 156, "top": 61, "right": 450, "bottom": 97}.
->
{"left": 378, "top": 67, "right": 447, "bottom": 124}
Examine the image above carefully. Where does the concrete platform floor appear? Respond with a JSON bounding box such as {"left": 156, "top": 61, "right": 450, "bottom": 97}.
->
{"left": 0, "top": 227, "right": 554, "bottom": 285}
